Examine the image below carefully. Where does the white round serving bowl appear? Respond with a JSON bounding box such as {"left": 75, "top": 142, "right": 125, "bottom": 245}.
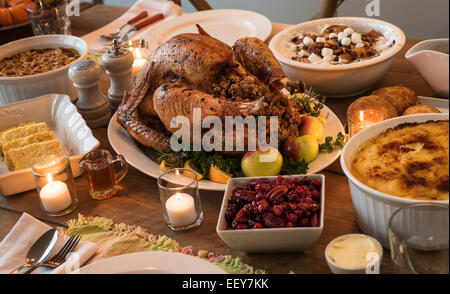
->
{"left": 0, "top": 34, "right": 88, "bottom": 105}
{"left": 325, "top": 234, "right": 383, "bottom": 274}
{"left": 340, "top": 113, "right": 449, "bottom": 248}
{"left": 269, "top": 17, "right": 405, "bottom": 98}
{"left": 216, "top": 175, "right": 325, "bottom": 253}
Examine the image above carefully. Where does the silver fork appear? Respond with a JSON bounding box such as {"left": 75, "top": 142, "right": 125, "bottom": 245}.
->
{"left": 23, "top": 234, "right": 81, "bottom": 274}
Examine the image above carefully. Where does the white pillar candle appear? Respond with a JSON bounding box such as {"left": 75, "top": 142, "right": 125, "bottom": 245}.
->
{"left": 165, "top": 192, "right": 197, "bottom": 227}
{"left": 40, "top": 175, "right": 72, "bottom": 213}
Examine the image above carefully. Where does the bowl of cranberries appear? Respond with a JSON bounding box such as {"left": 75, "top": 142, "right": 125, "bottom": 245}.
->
{"left": 216, "top": 175, "right": 325, "bottom": 253}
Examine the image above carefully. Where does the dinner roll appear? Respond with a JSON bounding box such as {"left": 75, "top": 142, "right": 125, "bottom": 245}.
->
{"left": 403, "top": 104, "right": 441, "bottom": 115}
{"left": 347, "top": 95, "right": 399, "bottom": 119}
{"left": 372, "top": 86, "right": 419, "bottom": 114}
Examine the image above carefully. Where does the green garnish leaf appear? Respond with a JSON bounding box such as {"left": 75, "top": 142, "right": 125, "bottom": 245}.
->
{"left": 319, "top": 132, "right": 346, "bottom": 153}
{"left": 280, "top": 158, "right": 309, "bottom": 175}
{"left": 288, "top": 87, "right": 326, "bottom": 117}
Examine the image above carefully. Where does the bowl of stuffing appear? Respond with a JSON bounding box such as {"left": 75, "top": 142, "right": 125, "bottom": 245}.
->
{"left": 269, "top": 17, "right": 405, "bottom": 98}
{"left": 0, "top": 34, "right": 88, "bottom": 105}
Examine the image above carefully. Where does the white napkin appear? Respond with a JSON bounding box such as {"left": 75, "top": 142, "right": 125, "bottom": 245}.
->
{"left": 82, "top": 0, "right": 183, "bottom": 53}
{"left": 0, "top": 213, "right": 97, "bottom": 274}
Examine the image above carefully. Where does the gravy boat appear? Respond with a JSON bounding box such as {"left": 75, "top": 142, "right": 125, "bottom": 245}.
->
{"left": 405, "top": 38, "right": 449, "bottom": 98}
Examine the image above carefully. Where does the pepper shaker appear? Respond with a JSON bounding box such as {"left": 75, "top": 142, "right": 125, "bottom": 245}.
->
{"left": 102, "top": 39, "right": 134, "bottom": 109}
{"left": 68, "top": 60, "right": 112, "bottom": 128}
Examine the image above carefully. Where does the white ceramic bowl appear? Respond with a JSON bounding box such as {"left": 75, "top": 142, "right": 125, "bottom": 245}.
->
{"left": 216, "top": 175, "right": 325, "bottom": 253}
{"left": 269, "top": 17, "right": 405, "bottom": 98}
{"left": 325, "top": 234, "right": 383, "bottom": 274}
{"left": 0, "top": 34, "right": 88, "bottom": 105}
{"left": 0, "top": 94, "right": 100, "bottom": 196}
{"left": 340, "top": 113, "right": 449, "bottom": 248}
{"left": 405, "top": 38, "right": 449, "bottom": 98}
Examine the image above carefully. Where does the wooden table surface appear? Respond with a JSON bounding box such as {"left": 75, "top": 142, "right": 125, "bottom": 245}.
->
{"left": 0, "top": 4, "right": 437, "bottom": 274}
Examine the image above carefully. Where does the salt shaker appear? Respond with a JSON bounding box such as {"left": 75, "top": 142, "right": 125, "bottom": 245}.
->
{"left": 68, "top": 60, "right": 112, "bottom": 128}
{"left": 102, "top": 39, "right": 134, "bottom": 109}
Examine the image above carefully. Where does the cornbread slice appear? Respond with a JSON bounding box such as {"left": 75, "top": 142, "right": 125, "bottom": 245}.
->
{"left": 3, "top": 131, "right": 55, "bottom": 168}
{"left": 4, "top": 139, "right": 65, "bottom": 171}
{"left": 0, "top": 122, "right": 48, "bottom": 155}
{"left": 0, "top": 122, "right": 36, "bottom": 154}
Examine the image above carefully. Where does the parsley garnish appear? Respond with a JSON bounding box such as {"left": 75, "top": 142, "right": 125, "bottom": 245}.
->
{"left": 280, "top": 158, "right": 309, "bottom": 175}
{"left": 319, "top": 132, "right": 346, "bottom": 153}
{"left": 289, "top": 87, "right": 326, "bottom": 117}
{"left": 156, "top": 150, "right": 243, "bottom": 179}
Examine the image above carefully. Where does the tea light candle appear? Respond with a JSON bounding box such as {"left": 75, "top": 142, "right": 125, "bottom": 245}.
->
{"left": 348, "top": 110, "right": 385, "bottom": 136}
{"left": 165, "top": 192, "right": 198, "bottom": 227}
{"left": 39, "top": 174, "right": 72, "bottom": 213}
{"left": 130, "top": 44, "right": 147, "bottom": 77}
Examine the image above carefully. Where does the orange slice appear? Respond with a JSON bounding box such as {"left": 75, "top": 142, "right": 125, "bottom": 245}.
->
{"left": 209, "top": 164, "right": 232, "bottom": 184}
{"left": 183, "top": 160, "right": 203, "bottom": 181}
{"left": 159, "top": 160, "right": 169, "bottom": 172}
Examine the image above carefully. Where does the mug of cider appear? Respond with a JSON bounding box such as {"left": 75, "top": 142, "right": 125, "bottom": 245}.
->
{"left": 80, "top": 149, "right": 128, "bottom": 200}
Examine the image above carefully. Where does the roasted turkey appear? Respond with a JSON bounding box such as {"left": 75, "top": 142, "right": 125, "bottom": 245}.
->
{"left": 117, "top": 25, "right": 306, "bottom": 153}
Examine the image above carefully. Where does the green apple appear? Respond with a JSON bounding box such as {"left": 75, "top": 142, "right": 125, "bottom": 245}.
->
{"left": 241, "top": 147, "right": 283, "bottom": 177}
{"left": 282, "top": 135, "right": 319, "bottom": 163}
{"left": 298, "top": 116, "right": 324, "bottom": 141}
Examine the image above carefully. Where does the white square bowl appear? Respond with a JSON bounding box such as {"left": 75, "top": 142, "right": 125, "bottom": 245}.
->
{"left": 216, "top": 175, "right": 325, "bottom": 253}
{"left": 0, "top": 94, "right": 100, "bottom": 196}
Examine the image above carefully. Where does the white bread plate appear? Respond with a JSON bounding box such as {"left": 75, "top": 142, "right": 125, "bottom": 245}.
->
{"left": 0, "top": 34, "right": 88, "bottom": 105}
{"left": 0, "top": 94, "right": 100, "bottom": 196}
{"left": 340, "top": 113, "right": 449, "bottom": 248}
{"left": 269, "top": 17, "right": 405, "bottom": 98}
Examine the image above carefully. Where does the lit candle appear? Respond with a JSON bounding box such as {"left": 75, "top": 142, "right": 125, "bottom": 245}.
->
{"left": 165, "top": 192, "right": 198, "bottom": 227}
{"left": 130, "top": 44, "right": 147, "bottom": 77}
{"left": 39, "top": 174, "right": 72, "bottom": 213}
{"left": 349, "top": 110, "right": 385, "bottom": 136}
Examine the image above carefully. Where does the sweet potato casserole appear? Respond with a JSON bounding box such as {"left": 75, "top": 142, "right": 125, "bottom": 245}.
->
{"left": 351, "top": 120, "right": 449, "bottom": 201}
{"left": 0, "top": 48, "right": 80, "bottom": 77}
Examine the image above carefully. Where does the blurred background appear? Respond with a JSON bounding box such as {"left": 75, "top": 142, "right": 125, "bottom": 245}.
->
{"left": 97, "top": 0, "right": 449, "bottom": 40}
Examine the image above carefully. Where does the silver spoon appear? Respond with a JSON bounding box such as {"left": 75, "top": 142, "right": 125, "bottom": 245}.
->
{"left": 10, "top": 228, "right": 59, "bottom": 274}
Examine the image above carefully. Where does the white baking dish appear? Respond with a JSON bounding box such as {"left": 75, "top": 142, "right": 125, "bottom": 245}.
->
{"left": 0, "top": 94, "right": 99, "bottom": 196}
{"left": 0, "top": 35, "right": 88, "bottom": 105}
{"left": 216, "top": 175, "right": 325, "bottom": 253}
{"left": 340, "top": 113, "right": 449, "bottom": 248}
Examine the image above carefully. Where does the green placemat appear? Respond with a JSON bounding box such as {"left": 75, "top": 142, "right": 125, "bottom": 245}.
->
{"left": 59, "top": 214, "right": 265, "bottom": 274}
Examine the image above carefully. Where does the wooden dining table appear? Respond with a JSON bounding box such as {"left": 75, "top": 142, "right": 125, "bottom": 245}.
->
{"left": 0, "top": 3, "right": 438, "bottom": 274}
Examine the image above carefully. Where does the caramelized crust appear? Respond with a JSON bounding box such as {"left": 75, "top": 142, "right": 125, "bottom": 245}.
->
{"left": 351, "top": 120, "right": 449, "bottom": 200}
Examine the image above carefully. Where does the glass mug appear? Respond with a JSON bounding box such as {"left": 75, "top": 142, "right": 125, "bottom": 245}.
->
{"left": 80, "top": 149, "right": 128, "bottom": 200}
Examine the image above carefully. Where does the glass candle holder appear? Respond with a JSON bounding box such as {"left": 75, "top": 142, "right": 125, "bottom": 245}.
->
{"left": 27, "top": 0, "right": 72, "bottom": 36}
{"left": 347, "top": 109, "right": 386, "bottom": 137}
{"left": 157, "top": 168, "right": 203, "bottom": 231}
{"left": 128, "top": 40, "right": 149, "bottom": 77}
{"left": 32, "top": 154, "right": 78, "bottom": 216}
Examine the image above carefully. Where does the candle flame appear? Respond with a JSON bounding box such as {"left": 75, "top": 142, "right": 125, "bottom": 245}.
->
{"left": 47, "top": 174, "right": 53, "bottom": 184}
{"left": 359, "top": 111, "right": 364, "bottom": 121}
{"left": 128, "top": 41, "right": 133, "bottom": 52}
{"left": 135, "top": 48, "right": 143, "bottom": 59}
